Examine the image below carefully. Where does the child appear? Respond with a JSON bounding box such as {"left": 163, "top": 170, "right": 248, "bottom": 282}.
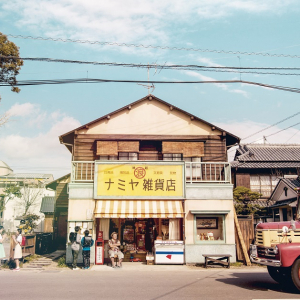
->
{"left": 81, "top": 230, "right": 94, "bottom": 269}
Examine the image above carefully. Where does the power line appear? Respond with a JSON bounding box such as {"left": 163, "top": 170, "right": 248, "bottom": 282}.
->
{"left": 2, "top": 56, "right": 300, "bottom": 76}
{"left": 248, "top": 122, "right": 300, "bottom": 144}
{"left": 7, "top": 34, "right": 300, "bottom": 59}
{"left": 242, "top": 111, "right": 300, "bottom": 140}
{"left": 1, "top": 78, "right": 300, "bottom": 94}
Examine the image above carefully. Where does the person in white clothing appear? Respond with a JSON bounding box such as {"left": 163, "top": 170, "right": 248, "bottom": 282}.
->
{"left": 12, "top": 228, "right": 22, "bottom": 271}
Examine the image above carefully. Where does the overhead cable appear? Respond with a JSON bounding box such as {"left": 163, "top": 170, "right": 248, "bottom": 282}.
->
{"left": 6, "top": 34, "right": 300, "bottom": 59}
{"left": 1, "top": 78, "right": 300, "bottom": 94}
{"left": 242, "top": 111, "right": 300, "bottom": 140}
{"left": 1, "top": 56, "right": 300, "bottom": 76}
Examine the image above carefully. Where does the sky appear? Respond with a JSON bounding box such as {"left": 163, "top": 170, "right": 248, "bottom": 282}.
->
{"left": 0, "top": 0, "right": 300, "bottom": 179}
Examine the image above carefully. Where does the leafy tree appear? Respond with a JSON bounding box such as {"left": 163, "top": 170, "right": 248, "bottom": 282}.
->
{"left": 0, "top": 185, "right": 22, "bottom": 213}
{"left": 233, "top": 186, "right": 264, "bottom": 215}
{"left": 0, "top": 32, "right": 23, "bottom": 100}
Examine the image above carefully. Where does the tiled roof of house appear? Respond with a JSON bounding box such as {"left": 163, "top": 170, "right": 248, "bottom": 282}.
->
{"left": 40, "top": 196, "right": 55, "bottom": 213}
{"left": 231, "top": 144, "right": 300, "bottom": 169}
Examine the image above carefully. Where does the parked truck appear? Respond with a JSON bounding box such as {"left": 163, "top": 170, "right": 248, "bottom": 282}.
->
{"left": 250, "top": 189, "right": 300, "bottom": 291}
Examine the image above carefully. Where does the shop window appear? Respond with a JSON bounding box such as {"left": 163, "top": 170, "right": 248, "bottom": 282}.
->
{"left": 163, "top": 153, "right": 182, "bottom": 161}
{"left": 194, "top": 215, "right": 225, "bottom": 244}
{"left": 119, "top": 152, "right": 138, "bottom": 161}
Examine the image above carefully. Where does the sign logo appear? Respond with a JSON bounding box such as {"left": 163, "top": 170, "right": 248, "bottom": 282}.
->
{"left": 134, "top": 167, "right": 146, "bottom": 179}
{"left": 166, "top": 255, "right": 172, "bottom": 260}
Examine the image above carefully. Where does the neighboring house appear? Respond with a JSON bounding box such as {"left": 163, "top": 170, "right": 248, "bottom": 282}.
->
{"left": 0, "top": 161, "right": 54, "bottom": 232}
{"left": 46, "top": 174, "right": 70, "bottom": 250}
{"left": 231, "top": 144, "right": 300, "bottom": 199}
{"left": 268, "top": 175, "right": 300, "bottom": 222}
{"left": 59, "top": 94, "right": 240, "bottom": 264}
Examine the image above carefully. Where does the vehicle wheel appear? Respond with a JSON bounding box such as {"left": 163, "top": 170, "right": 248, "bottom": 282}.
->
{"left": 267, "top": 266, "right": 291, "bottom": 284}
{"left": 291, "top": 258, "right": 300, "bottom": 291}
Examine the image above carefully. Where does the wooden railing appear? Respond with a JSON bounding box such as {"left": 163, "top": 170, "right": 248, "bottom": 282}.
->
{"left": 71, "top": 161, "right": 231, "bottom": 184}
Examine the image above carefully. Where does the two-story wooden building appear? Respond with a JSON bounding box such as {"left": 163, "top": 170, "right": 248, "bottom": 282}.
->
{"left": 59, "top": 95, "right": 240, "bottom": 264}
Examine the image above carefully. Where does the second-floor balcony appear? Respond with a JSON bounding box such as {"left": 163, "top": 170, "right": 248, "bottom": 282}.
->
{"left": 71, "top": 161, "right": 231, "bottom": 184}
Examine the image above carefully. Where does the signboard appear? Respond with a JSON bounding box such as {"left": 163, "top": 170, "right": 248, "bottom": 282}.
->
{"left": 94, "top": 162, "right": 185, "bottom": 199}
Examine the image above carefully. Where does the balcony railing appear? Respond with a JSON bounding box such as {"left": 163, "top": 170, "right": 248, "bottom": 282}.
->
{"left": 71, "top": 161, "right": 231, "bottom": 184}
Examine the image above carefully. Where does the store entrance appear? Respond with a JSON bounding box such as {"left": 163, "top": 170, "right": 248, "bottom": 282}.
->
{"left": 97, "top": 218, "right": 183, "bottom": 263}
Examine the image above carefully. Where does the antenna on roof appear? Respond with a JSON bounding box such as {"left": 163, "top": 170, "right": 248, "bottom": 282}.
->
{"left": 137, "top": 63, "right": 155, "bottom": 94}
{"left": 263, "top": 136, "right": 267, "bottom": 144}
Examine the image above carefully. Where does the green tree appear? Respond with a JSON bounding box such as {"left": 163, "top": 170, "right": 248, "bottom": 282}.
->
{"left": 233, "top": 186, "right": 264, "bottom": 215}
{"left": 0, "top": 185, "right": 22, "bottom": 213}
{"left": 0, "top": 32, "right": 23, "bottom": 100}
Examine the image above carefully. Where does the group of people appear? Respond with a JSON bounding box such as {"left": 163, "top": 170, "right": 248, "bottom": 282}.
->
{"left": 70, "top": 226, "right": 95, "bottom": 270}
{"left": 70, "top": 227, "right": 123, "bottom": 270}
{"left": 0, "top": 226, "right": 23, "bottom": 271}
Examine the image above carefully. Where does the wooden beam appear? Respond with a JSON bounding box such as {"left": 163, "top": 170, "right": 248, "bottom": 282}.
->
{"left": 234, "top": 208, "right": 251, "bottom": 266}
{"left": 75, "top": 134, "right": 223, "bottom": 141}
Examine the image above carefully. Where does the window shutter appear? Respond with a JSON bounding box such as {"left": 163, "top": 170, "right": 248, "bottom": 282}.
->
{"left": 96, "top": 141, "right": 118, "bottom": 156}
{"left": 162, "top": 141, "right": 204, "bottom": 157}
{"left": 118, "top": 141, "right": 139, "bottom": 152}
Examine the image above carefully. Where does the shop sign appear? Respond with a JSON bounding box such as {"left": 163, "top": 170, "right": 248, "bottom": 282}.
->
{"left": 94, "top": 161, "right": 185, "bottom": 199}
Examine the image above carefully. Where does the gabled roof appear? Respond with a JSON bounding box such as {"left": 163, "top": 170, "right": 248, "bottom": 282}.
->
{"left": 59, "top": 94, "right": 240, "bottom": 147}
{"left": 231, "top": 144, "right": 300, "bottom": 169}
{"left": 46, "top": 173, "right": 70, "bottom": 191}
{"left": 269, "top": 176, "right": 300, "bottom": 201}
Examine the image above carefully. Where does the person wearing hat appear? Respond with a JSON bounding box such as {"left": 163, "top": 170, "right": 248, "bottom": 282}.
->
{"left": 69, "top": 226, "right": 81, "bottom": 270}
{"left": 108, "top": 232, "right": 124, "bottom": 268}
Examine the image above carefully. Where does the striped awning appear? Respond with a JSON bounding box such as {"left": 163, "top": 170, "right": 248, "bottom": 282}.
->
{"left": 94, "top": 200, "right": 184, "bottom": 218}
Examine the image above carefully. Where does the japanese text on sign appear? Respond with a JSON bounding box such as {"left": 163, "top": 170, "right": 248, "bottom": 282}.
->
{"left": 96, "top": 163, "right": 184, "bottom": 198}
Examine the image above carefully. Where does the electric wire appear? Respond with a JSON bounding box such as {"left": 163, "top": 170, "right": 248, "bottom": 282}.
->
{"left": 7, "top": 34, "right": 300, "bottom": 59}
{"left": 248, "top": 122, "right": 300, "bottom": 144}
{"left": 2, "top": 56, "right": 300, "bottom": 76}
{"left": 1, "top": 78, "right": 300, "bottom": 94}
{"left": 241, "top": 111, "right": 300, "bottom": 140}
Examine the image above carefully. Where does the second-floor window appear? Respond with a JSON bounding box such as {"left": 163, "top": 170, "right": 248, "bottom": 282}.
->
{"left": 163, "top": 153, "right": 182, "bottom": 161}
{"left": 99, "top": 156, "right": 118, "bottom": 160}
{"left": 250, "top": 175, "right": 279, "bottom": 198}
{"left": 119, "top": 152, "right": 138, "bottom": 161}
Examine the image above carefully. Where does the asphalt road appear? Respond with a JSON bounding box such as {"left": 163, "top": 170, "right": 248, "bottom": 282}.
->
{"left": 1, "top": 266, "right": 300, "bottom": 300}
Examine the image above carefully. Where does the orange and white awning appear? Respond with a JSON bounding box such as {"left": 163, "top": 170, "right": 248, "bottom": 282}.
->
{"left": 94, "top": 200, "right": 184, "bottom": 218}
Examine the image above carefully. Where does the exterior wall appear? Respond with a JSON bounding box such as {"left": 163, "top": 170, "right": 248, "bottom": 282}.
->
{"left": 44, "top": 214, "right": 54, "bottom": 232}
{"left": 1, "top": 187, "right": 55, "bottom": 233}
{"left": 184, "top": 183, "right": 236, "bottom": 264}
{"left": 78, "top": 101, "right": 222, "bottom": 136}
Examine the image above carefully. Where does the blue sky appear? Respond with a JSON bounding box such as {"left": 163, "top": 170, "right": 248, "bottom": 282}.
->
{"left": 0, "top": 0, "right": 300, "bottom": 179}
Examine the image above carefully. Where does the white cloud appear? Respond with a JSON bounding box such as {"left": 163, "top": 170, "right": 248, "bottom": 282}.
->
{"left": 7, "top": 103, "right": 38, "bottom": 117}
{"left": 0, "top": 105, "right": 81, "bottom": 179}
{"left": 183, "top": 70, "right": 250, "bottom": 97}
{"left": 1, "top": 0, "right": 297, "bottom": 46}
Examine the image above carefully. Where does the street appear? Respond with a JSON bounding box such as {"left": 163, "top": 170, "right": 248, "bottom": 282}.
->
{"left": 1, "top": 265, "right": 300, "bottom": 300}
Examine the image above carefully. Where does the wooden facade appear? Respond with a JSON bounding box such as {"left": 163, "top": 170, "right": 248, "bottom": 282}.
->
{"left": 46, "top": 174, "right": 70, "bottom": 250}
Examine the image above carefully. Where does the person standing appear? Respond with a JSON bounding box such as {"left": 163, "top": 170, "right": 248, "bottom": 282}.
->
{"left": 0, "top": 226, "right": 7, "bottom": 264}
{"left": 81, "top": 230, "right": 94, "bottom": 269}
{"left": 69, "top": 226, "right": 81, "bottom": 270}
{"left": 12, "top": 228, "right": 22, "bottom": 271}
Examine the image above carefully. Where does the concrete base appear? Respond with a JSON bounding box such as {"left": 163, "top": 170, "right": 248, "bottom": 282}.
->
{"left": 66, "top": 245, "right": 95, "bottom": 265}
{"left": 185, "top": 244, "right": 236, "bottom": 264}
